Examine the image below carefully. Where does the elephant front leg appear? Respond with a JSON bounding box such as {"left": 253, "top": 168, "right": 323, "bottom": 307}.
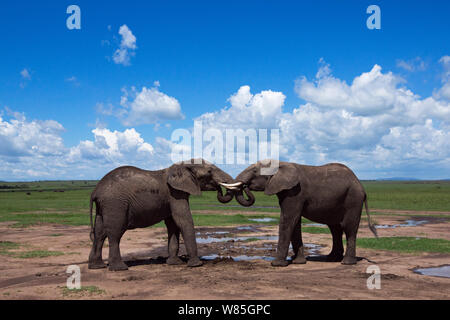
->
{"left": 170, "top": 195, "right": 203, "bottom": 267}
{"left": 291, "top": 218, "right": 306, "bottom": 264}
{"left": 272, "top": 199, "right": 303, "bottom": 267}
{"left": 165, "top": 217, "right": 184, "bottom": 265}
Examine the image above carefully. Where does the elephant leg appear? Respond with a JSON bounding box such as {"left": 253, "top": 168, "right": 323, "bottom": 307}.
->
{"left": 170, "top": 192, "right": 202, "bottom": 267}
{"left": 342, "top": 207, "right": 362, "bottom": 265}
{"left": 165, "top": 216, "right": 183, "bottom": 265}
{"left": 102, "top": 205, "right": 128, "bottom": 271}
{"left": 88, "top": 214, "right": 107, "bottom": 269}
{"left": 272, "top": 193, "right": 303, "bottom": 267}
{"left": 326, "top": 224, "right": 344, "bottom": 262}
{"left": 291, "top": 218, "right": 306, "bottom": 264}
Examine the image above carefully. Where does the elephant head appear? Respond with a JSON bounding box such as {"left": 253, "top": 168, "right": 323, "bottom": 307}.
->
{"left": 167, "top": 158, "right": 235, "bottom": 203}
{"left": 220, "top": 160, "right": 300, "bottom": 206}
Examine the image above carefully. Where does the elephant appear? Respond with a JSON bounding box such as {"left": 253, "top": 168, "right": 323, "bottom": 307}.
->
{"left": 220, "top": 160, "right": 377, "bottom": 267}
{"left": 88, "top": 159, "right": 235, "bottom": 271}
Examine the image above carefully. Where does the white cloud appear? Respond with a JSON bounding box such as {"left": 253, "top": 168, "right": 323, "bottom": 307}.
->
{"left": 198, "top": 85, "right": 285, "bottom": 129}
{"left": 0, "top": 110, "right": 169, "bottom": 180}
{"left": 0, "top": 112, "right": 65, "bottom": 158}
{"left": 194, "top": 62, "right": 450, "bottom": 179}
{"left": 112, "top": 25, "right": 137, "bottom": 66}
{"left": 295, "top": 64, "right": 411, "bottom": 116}
{"left": 396, "top": 57, "right": 427, "bottom": 72}
{"left": 69, "top": 128, "right": 154, "bottom": 164}
{"left": 434, "top": 56, "right": 450, "bottom": 101}
{"left": 117, "top": 86, "right": 184, "bottom": 126}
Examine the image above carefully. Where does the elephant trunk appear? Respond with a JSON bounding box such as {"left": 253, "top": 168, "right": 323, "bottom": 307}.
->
{"left": 217, "top": 187, "right": 234, "bottom": 203}
{"left": 235, "top": 186, "right": 255, "bottom": 207}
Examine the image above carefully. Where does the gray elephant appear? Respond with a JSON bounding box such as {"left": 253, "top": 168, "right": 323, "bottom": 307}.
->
{"left": 221, "top": 160, "right": 377, "bottom": 266}
{"left": 88, "top": 159, "right": 234, "bottom": 271}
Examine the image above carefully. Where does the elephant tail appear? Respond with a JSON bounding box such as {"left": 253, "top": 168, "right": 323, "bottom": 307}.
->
{"left": 89, "top": 195, "right": 95, "bottom": 242}
{"left": 364, "top": 195, "right": 378, "bottom": 238}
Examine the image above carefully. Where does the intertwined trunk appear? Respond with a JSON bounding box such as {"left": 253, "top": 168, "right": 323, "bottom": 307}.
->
{"left": 217, "top": 187, "right": 234, "bottom": 203}
{"left": 235, "top": 186, "right": 255, "bottom": 207}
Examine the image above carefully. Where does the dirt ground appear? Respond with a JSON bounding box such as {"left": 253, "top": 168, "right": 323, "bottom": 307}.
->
{"left": 0, "top": 212, "right": 449, "bottom": 300}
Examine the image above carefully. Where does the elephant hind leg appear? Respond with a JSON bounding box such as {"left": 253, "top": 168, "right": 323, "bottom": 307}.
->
{"left": 106, "top": 232, "right": 128, "bottom": 271}
{"left": 88, "top": 214, "right": 107, "bottom": 269}
{"left": 341, "top": 207, "right": 362, "bottom": 265}
{"left": 102, "top": 204, "right": 129, "bottom": 271}
{"left": 326, "top": 224, "right": 344, "bottom": 262}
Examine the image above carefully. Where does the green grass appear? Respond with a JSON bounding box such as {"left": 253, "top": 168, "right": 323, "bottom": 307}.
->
{"left": 0, "top": 241, "right": 20, "bottom": 256}
{"left": 302, "top": 226, "right": 330, "bottom": 234}
{"left": 355, "top": 237, "right": 450, "bottom": 253}
{"left": 61, "top": 285, "right": 105, "bottom": 296}
{"left": 243, "top": 237, "right": 262, "bottom": 242}
{"left": 15, "top": 250, "right": 65, "bottom": 258}
{"left": 362, "top": 181, "right": 450, "bottom": 211}
{"left": 0, "top": 241, "right": 64, "bottom": 258}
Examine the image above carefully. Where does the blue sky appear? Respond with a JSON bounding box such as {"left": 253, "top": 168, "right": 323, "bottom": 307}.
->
{"left": 0, "top": 1, "right": 449, "bottom": 180}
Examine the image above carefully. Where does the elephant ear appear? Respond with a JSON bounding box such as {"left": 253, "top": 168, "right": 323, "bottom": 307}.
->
{"left": 264, "top": 164, "right": 299, "bottom": 195}
{"left": 167, "top": 165, "right": 201, "bottom": 196}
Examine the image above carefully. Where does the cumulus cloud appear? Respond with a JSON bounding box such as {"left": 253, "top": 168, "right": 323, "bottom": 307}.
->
{"left": 112, "top": 25, "right": 137, "bottom": 66}
{"left": 198, "top": 85, "right": 285, "bottom": 129}
{"left": 0, "top": 112, "right": 65, "bottom": 158}
{"left": 0, "top": 110, "right": 168, "bottom": 180}
{"left": 68, "top": 128, "right": 154, "bottom": 165}
{"left": 194, "top": 62, "right": 450, "bottom": 179}
{"left": 104, "top": 85, "right": 185, "bottom": 126}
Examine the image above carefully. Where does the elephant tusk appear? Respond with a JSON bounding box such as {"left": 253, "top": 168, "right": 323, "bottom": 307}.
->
{"left": 219, "top": 182, "right": 243, "bottom": 189}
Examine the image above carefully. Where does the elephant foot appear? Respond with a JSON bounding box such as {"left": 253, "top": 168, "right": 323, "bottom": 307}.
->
{"left": 187, "top": 257, "right": 203, "bottom": 267}
{"left": 292, "top": 255, "right": 307, "bottom": 264}
{"left": 271, "top": 259, "right": 289, "bottom": 267}
{"left": 341, "top": 256, "right": 357, "bottom": 265}
{"left": 326, "top": 253, "right": 344, "bottom": 262}
{"left": 108, "top": 261, "right": 129, "bottom": 271}
{"left": 88, "top": 260, "right": 107, "bottom": 269}
{"left": 167, "top": 256, "right": 184, "bottom": 265}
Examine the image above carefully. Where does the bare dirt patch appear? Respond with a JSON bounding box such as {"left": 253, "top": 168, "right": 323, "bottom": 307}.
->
{"left": 0, "top": 215, "right": 449, "bottom": 300}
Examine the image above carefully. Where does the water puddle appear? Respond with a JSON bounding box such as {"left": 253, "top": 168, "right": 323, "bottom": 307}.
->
{"left": 413, "top": 265, "right": 450, "bottom": 278}
{"left": 196, "top": 234, "right": 278, "bottom": 244}
{"left": 248, "top": 218, "right": 276, "bottom": 223}
{"left": 304, "top": 223, "right": 326, "bottom": 227}
{"left": 205, "top": 204, "right": 278, "bottom": 209}
{"left": 201, "top": 243, "right": 323, "bottom": 262}
{"left": 375, "top": 219, "right": 429, "bottom": 229}
{"left": 236, "top": 226, "right": 257, "bottom": 231}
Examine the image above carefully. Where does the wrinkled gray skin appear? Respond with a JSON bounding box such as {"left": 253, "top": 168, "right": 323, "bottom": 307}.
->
{"left": 88, "top": 159, "right": 234, "bottom": 271}
{"left": 228, "top": 160, "right": 377, "bottom": 267}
